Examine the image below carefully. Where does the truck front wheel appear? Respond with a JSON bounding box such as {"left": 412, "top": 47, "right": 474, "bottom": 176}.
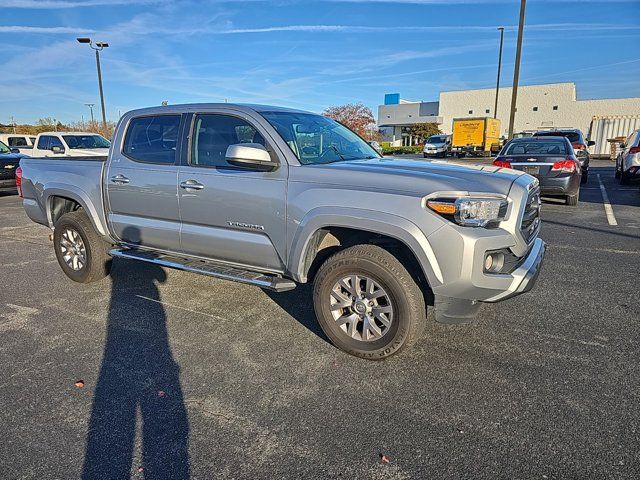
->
{"left": 313, "top": 244, "right": 425, "bottom": 360}
{"left": 53, "top": 210, "right": 111, "bottom": 283}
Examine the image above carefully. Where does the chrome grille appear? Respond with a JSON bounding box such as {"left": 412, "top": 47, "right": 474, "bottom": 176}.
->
{"left": 520, "top": 187, "right": 541, "bottom": 243}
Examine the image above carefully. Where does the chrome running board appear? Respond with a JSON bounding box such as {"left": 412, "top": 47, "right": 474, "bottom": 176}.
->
{"left": 109, "top": 248, "right": 296, "bottom": 292}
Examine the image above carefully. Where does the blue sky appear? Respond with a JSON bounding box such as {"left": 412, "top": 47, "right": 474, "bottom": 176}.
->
{"left": 1, "top": 0, "right": 639, "bottom": 124}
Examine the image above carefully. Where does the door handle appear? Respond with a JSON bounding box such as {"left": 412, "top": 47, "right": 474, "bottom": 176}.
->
{"left": 110, "top": 174, "right": 130, "bottom": 184}
{"left": 180, "top": 180, "right": 204, "bottom": 191}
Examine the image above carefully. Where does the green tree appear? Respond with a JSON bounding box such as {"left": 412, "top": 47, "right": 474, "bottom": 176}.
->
{"left": 407, "top": 123, "right": 442, "bottom": 143}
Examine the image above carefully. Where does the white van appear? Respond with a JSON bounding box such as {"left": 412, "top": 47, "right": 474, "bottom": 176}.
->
{"left": 31, "top": 132, "right": 110, "bottom": 158}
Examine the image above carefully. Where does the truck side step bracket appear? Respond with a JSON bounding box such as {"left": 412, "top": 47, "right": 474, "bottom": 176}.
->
{"left": 109, "top": 248, "right": 296, "bottom": 292}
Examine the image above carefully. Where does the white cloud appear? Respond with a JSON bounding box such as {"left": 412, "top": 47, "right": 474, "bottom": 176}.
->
{"left": 0, "top": 25, "right": 94, "bottom": 33}
{"left": 213, "top": 23, "right": 640, "bottom": 35}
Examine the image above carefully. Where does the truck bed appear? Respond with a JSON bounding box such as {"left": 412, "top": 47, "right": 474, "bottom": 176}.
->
{"left": 19, "top": 156, "right": 110, "bottom": 236}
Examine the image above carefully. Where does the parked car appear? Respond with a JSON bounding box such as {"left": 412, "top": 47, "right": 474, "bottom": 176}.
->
{"left": 31, "top": 131, "right": 110, "bottom": 158}
{"left": 494, "top": 136, "right": 581, "bottom": 205}
{"left": 0, "top": 140, "right": 24, "bottom": 194}
{"left": 615, "top": 128, "right": 640, "bottom": 185}
{"left": 422, "top": 134, "right": 451, "bottom": 158}
{"left": 533, "top": 129, "right": 593, "bottom": 184}
{"left": 0, "top": 134, "right": 37, "bottom": 154}
{"left": 19, "top": 103, "right": 545, "bottom": 360}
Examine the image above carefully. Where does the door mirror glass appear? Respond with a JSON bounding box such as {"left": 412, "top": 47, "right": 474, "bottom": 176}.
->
{"left": 225, "top": 143, "right": 276, "bottom": 171}
{"left": 51, "top": 145, "right": 65, "bottom": 154}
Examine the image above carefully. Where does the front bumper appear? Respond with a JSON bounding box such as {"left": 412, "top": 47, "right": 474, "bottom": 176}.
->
{"left": 432, "top": 238, "right": 546, "bottom": 323}
{"left": 423, "top": 149, "right": 446, "bottom": 156}
{"left": 483, "top": 238, "right": 546, "bottom": 302}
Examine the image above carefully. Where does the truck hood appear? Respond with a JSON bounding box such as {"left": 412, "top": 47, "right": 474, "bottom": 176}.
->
{"left": 298, "top": 157, "right": 525, "bottom": 197}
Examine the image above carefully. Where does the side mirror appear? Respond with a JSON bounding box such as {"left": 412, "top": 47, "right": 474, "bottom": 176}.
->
{"left": 587, "top": 140, "right": 595, "bottom": 147}
{"left": 10, "top": 148, "right": 20, "bottom": 154}
{"left": 620, "top": 143, "right": 626, "bottom": 148}
{"left": 51, "top": 145, "right": 65, "bottom": 154}
{"left": 225, "top": 143, "right": 276, "bottom": 171}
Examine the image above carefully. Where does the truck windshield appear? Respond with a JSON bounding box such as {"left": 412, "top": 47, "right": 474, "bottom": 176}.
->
{"left": 260, "top": 112, "right": 380, "bottom": 165}
{"left": 62, "top": 135, "right": 111, "bottom": 149}
{"left": 0, "top": 141, "right": 10, "bottom": 154}
{"left": 426, "top": 136, "right": 447, "bottom": 144}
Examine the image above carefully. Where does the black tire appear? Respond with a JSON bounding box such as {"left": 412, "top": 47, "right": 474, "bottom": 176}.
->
{"left": 620, "top": 172, "right": 630, "bottom": 185}
{"left": 313, "top": 244, "right": 425, "bottom": 360}
{"left": 53, "top": 210, "right": 112, "bottom": 283}
{"left": 581, "top": 171, "right": 588, "bottom": 184}
{"left": 423, "top": 153, "right": 428, "bottom": 158}
{"left": 615, "top": 162, "right": 621, "bottom": 179}
{"left": 566, "top": 192, "right": 579, "bottom": 206}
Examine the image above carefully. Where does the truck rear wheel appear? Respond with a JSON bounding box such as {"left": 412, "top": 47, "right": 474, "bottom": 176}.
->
{"left": 53, "top": 210, "right": 111, "bottom": 283}
{"left": 313, "top": 244, "right": 425, "bottom": 360}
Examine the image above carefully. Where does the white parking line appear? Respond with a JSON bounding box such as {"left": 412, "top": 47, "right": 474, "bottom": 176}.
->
{"left": 597, "top": 174, "right": 618, "bottom": 226}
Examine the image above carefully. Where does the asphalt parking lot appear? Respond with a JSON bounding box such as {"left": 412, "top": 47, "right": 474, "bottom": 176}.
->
{"left": 1, "top": 158, "right": 639, "bottom": 479}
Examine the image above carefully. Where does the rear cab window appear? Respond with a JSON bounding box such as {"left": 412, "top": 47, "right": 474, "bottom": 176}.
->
{"left": 123, "top": 115, "right": 181, "bottom": 164}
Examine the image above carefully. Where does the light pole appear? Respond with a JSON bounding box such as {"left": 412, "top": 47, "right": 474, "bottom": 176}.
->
{"left": 507, "top": 0, "right": 527, "bottom": 139}
{"left": 85, "top": 103, "right": 95, "bottom": 124}
{"left": 77, "top": 37, "right": 109, "bottom": 130}
{"left": 493, "top": 27, "right": 505, "bottom": 120}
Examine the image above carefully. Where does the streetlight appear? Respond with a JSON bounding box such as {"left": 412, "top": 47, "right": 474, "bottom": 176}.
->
{"left": 77, "top": 37, "right": 109, "bottom": 130}
{"left": 84, "top": 103, "right": 95, "bottom": 124}
{"left": 507, "top": 0, "right": 527, "bottom": 139}
{"left": 493, "top": 27, "right": 505, "bottom": 120}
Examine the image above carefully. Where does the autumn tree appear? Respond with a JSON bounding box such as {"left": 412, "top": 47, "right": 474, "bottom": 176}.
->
{"left": 407, "top": 122, "right": 442, "bottom": 143}
{"left": 323, "top": 103, "right": 376, "bottom": 139}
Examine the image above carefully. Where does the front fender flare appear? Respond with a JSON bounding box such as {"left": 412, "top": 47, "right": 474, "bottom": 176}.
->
{"left": 288, "top": 207, "right": 443, "bottom": 286}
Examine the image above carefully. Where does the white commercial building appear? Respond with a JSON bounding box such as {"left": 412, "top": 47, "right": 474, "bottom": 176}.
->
{"left": 378, "top": 83, "right": 640, "bottom": 150}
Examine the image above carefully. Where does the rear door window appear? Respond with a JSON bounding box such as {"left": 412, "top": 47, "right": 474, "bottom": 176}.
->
{"left": 123, "top": 115, "right": 181, "bottom": 164}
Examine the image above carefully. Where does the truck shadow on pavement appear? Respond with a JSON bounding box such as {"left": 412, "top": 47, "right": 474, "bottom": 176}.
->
{"left": 263, "top": 283, "right": 330, "bottom": 343}
{"left": 82, "top": 245, "right": 190, "bottom": 478}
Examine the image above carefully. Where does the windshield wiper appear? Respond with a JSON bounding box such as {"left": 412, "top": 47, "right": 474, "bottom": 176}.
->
{"left": 330, "top": 145, "right": 346, "bottom": 161}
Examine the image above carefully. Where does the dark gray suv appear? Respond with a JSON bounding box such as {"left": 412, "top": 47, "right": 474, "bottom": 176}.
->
{"left": 533, "top": 129, "right": 594, "bottom": 184}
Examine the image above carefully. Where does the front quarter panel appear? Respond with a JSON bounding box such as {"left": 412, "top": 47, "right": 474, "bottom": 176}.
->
{"left": 286, "top": 175, "right": 447, "bottom": 285}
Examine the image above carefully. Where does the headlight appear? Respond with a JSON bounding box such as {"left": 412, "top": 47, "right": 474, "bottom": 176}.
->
{"left": 425, "top": 195, "right": 508, "bottom": 227}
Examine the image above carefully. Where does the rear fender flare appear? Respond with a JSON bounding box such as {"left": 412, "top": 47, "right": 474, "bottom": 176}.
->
{"left": 43, "top": 185, "right": 108, "bottom": 237}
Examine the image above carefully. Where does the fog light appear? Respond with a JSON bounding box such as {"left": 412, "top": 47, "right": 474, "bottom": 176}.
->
{"left": 484, "top": 251, "right": 505, "bottom": 273}
{"left": 484, "top": 255, "right": 494, "bottom": 271}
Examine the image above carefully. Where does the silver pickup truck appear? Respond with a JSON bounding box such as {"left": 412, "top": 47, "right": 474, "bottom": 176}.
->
{"left": 19, "top": 104, "right": 545, "bottom": 359}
